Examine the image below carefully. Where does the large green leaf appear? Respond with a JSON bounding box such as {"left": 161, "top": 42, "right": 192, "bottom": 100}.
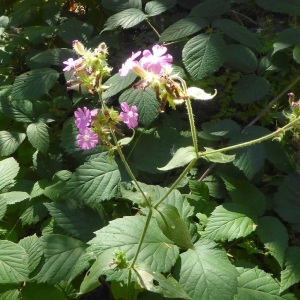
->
{"left": 233, "top": 74, "right": 270, "bottom": 104}
{"left": 0, "top": 191, "right": 30, "bottom": 204}
{"left": 102, "top": 8, "right": 147, "bottom": 31}
{"left": 280, "top": 246, "right": 300, "bottom": 293}
{"left": 255, "top": 0, "right": 300, "bottom": 16}
{"left": 174, "top": 239, "right": 238, "bottom": 300}
{"left": 213, "top": 19, "right": 262, "bottom": 49}
{"left": 11, "top": 68, "right": 59, "bottom": 100}
{"left": 183, "top": 34, "right": 225, "bottom": 80}
{"left": 145, "top": 0, "right": 176, "bottom": 17}
{"left": 202, "top": 203, "right": 258, "bottom": 241}
{"left": 34, "top": 234, "right": 87, "bottom": 284}
{"left": 0, "top": 240, "right": 29, "bottom": 283}
{"left": 159, "top": 16, "right": 208, "bottom": 42}
{"left": 64, "top": 152, "right": 121, "bottom": 204}
{"left": 21, "top": 282, "right": 66, "bottom": 300}
{"left": 88, "top": 216, "right": 179, "bottom": 273}
{"left": 26, "top": 122, "right": 49, "bottom": 153}
{"left": 235, "top": 267, "right": 296, "bottom": 299}
{"left": 0, "top": 131, "right": 26, "bottom": 156}
{"left": 274, "top": 173, "right": 300, "bottom": 231}
{"left": 0, "top": 157, "right": 19, "bottom": 191}
{"left": 190, "top": 0, "right": 230, "bottom": 17}
{"left": 256, "top": 217, "right": 288, "bottom": 269}
{"left": 273, "top": 27, "right": 300, "bottom": 54}
{"left": 119, "top": 87, "right": 160, "bottom": 127}
{"left": 224, "top": 44, "right": 258, "bottom": 73}
{"left": 18, "top": 235, "right": 43, "bottom": 274}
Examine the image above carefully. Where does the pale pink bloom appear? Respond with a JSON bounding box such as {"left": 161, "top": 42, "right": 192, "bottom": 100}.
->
{"left": 120, "top": 102, "right": 138, "bottom": 129}
{"left": 63, "top": 57, "right": 83, "bottom": 71}
{"left": 119, "top": 51, "right": 141, "bottom": 76}
{"left": 76, "top": 127, "right": 98, "bottom": 149}
{"left": 74, "top": 107, "right": 98, "bottom": 129}
{"left": 140, "top": 45, "right": 173, "bottom": 74}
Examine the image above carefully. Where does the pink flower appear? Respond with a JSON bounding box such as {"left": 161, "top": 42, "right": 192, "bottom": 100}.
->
{"left": 63, "top": 57, "right": 83, "bottom": 72}
{"left": 120, "top": 102, "right": 138, "bottom": 129}
{"left": 76, "top": 127, "right": 98, "bottom": 149}
{"left": 140, "top": 45, "right": 173, "bottom": 74}
{"left": 119, "top": 51, "right": 141, "bottom": 76}
{"left": 74, "top": 107, "right": 98, "bottom": 130}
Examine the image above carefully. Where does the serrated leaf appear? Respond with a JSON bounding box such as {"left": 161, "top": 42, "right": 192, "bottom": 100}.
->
{"left": 280, "top": 246, "right": 300, "bottom": 292}
{"left": 102, "top": 8, "right": 147, "bottom": 32}
{"left": 213, "top": 19, "right": 262, "bottom": 49}
{"left": 274, "top": 173, "right": 300, "bottom": 231}
{"left": 153, "top": 204, "right": 193, "bottom": 249}
{"left": 160, "top": 16, "right": 208, "bottom": 42}
{"left": 0, "top": 191, "right": 30, "bottom": 204}
{"left": 256, "top": 217, "right": 288, "bottom": 268}
{"left": 64, "top": 152, "right": 121, "bottom": 204}
{"left": 0, "top": 240, "right": 29, "bottom": 283}
{"left": 0, "top": 157, "right": 19, "bottom": 191}
{"left": 102, "top": 72, "right": 137, "bottom": 99}
{"left": 273, "top": 27, "right": 300, "bottom": 54}
{"left": 88, "top": 216, "right": 179, "bottom": 273}
{"left": 11, "top": 68, "right": 59, "bottom": 100}
{"left": 0, "top": 285, "right": 20, "bottom": 300}
{"left": 190, "top": 0, "right": 230, "bottom": 17}
{"left": 0, "top": 200, "right": 7, "bottom": 220}
{"left": 224, "top": 44, "right": 258, "bottom": 73}
{"left": 0, "top": 99, "right": 35, "bottom": 122}
{"left": 202, "top": 147, "right": 235, "bottom": 163}
{"left": 255, "top": 0, "right": 300, "bottom": 16}
{"left": 145, "top": 0, "right": 176, "bottom": 16}
{"left": 293, "top": 43, "right": 300, "bottom": 64}
{"left": 183, "top": 34, "right": 225, "bottom": 80}
{"left": 202, "top": 203, "right": 258, "bottom": 241}
{"left": 235, "top": 267, "right": 296, "bottom": 299}
{"left": 0, "top": 131, "right": 26, "bottom": 156}
{"left": 26, "top": 122, "right": 49, "bottom": 153}
{"left": 174, "top": 239, "right": 238, "bottom": 300}
{"left": 34, "top": 234, "right": 87, "bottom": 284}
{"left": 45, "top": 202, "right": 106, "bottom": 241}
{"left": 233, "top": 74, "right": 270, "bottom": 104}
{"left": 158, "top": 146, "right": 197, "bottom": 171}
{"left": 119, "top": 87, "right": 160, "bottom": 127}
{"left": 18, "top": 235, "right": 43, "bottom": 274}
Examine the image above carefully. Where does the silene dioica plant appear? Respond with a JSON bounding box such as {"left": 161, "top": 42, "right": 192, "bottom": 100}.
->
{"left": 1, "top": 0, "right": 300, "bottom": 299}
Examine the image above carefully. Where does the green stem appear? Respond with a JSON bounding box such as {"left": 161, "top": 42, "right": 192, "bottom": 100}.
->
{"left": 145, "top": 19, "right": 160, "bottom": 38}
{"left": 153, "top": 158, "right": 197, "bottom": 208}
{"left": 185, "top": 98, "right": 199, "bottom": 155}
{"left": 199, "top": 115, "right": 300, "bottom": 157}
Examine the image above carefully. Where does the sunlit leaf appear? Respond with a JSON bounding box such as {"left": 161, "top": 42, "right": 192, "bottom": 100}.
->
{"left": 0, "top": 157, "right": 19, "bottom": 191}
{"left": 0, "top": 131, "right": 26, "bottom": 156}
{"left": 27, "top": 122, "right": 49, "bottom": 153}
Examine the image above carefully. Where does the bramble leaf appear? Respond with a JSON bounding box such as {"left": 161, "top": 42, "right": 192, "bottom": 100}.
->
{"left": 0, "top": 131, "right": 26, "bottom": 156}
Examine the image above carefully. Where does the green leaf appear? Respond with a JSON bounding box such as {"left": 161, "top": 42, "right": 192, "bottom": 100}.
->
{"left": 158, "top": 146, "right": 197, "bottom": 171}
{"left": 0, "top": 157, "right": 19, "bottom": 191}
{"left": 11, "top": 68, "right": 59, "bottom": 100}
{"left": 190, "top": 0, "right": 230, "bottom": 17}
{"left": 64, "top": 152, "right": 121, "bottom": 204}
{"left": 88, "top": 216, "right": 179, "bottom": 273}
{"left": 18, "top": 235, "right": 43, "bottom": 274}
{"left": 45, "top": 202, "right": 106, "bottom": 241}
{"left": 34, "top": 234, "right": 87, "bottom": 284}
{"left": 201, "top": 119, "right": 241, "bottom": 138}
{"left": 0, "top": 240, "right": 29, "bottom": 283}
{"left": 153, "top": 204, "right": 193, "bottom": 249}
{"left": 159, "top": 16, "right": 208, "bottom": 42}
{"left": 293, "top": 43, "right": 300, "bottom": 64}
{"left": 0, "top": 131, "right": 26, "bottom": 156}
{"left": 224, "top": 44, "right": 258, "bottom": 73}
{"left": 183, "top": 34, "right": 225, "bottom": 80}
{"left": 202, "top": 147, "right": 235, "bottom": 163}
{"left": 102, "top": 8, "right": 147, "bottom": 32}
{"left": 256, "top": 217, "right": 288, "bottom": 269}
{"left": 58, "top": 18, "right": 93, "bottom": 44}
{"left": 0, "top": 200, "right": 6, "bottom": 220}
{"left": 26, "top": 122, "right": 49, "bottom": 153}
{"left": 235, "top": 267, "right": 296, "bottom": 299}
{"left": 213, "top": 19, "right": 262, "bottom": 49}
{"left": 273, "top": 27, "right": 300, "bottom": 54}
{"left": 119, "top": 87, "right": 160, "bottom": 127}
{"left": 255, "top": 0, "right": 300, "bottom": 16}
{"left": 145, "top": 0, "right": 176, "bottom": 16}
{"left": 274, "top": 173, "right": 300, "bottom": 230}
{"left": 0, "top": 191, "right": 30, "bottom": 204}
{"left": 202, "top": 203, "right": 258, "bottom": 242}
{"left": 174, "top": 239, "right": 238, "bottom": 300}
{"left": 102, "top": 72, "right": 137, "bottom": 99}
{"left": 21, "top": 282, "right": 66, "bottom": 300}
{"left": 24, "top": 26, "right": 56, "bottom": 45}
{"left": 233, "top": 74, "right": 270, "bottom": 104}
{"left": 280, "top": 246, "right": 300, "bottom": 292}
{"left": 0, "top": 99, "right": 36, "bottom": 123}
{"left": 0, "top": 285, "right": 20, "bottom": 300}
